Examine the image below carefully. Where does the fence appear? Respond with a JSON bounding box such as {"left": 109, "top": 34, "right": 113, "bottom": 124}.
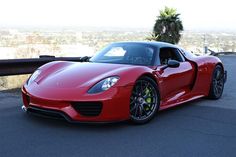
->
{"left": 0, "top": 51, "right": 235, "bottom": 77}
{"left": 0, "top": 56, "right": 89, "bottom": 76}
{"left": 207, "top": 49, "right": 236, "bottom": 56}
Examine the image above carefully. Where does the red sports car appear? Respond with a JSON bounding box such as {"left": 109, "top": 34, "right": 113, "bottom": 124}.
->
{"left": 21, "top": 41, "right": 227, "bottom": 124}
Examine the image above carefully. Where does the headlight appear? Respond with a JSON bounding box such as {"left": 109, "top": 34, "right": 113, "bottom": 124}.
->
{"left": 27, "top": 70, "right": 41, "bottom": 85}
{"left": 88, "top": 76, "right": 119, "bottom": 94}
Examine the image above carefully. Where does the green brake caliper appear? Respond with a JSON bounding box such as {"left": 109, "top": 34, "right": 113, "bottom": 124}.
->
{"left": 145, "top": 88, "right": 152, "bottom": 111}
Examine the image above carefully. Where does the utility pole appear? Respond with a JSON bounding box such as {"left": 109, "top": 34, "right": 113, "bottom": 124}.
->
{"left": 203, "top": 34, "right": 208, "bottom": 54}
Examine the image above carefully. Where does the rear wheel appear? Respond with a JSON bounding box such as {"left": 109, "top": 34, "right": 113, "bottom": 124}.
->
{"left": 208, "top": 65, "right": 224, "bottom": 99}
{"left": 130, "top": 76, "right": 159, "bottom": 124}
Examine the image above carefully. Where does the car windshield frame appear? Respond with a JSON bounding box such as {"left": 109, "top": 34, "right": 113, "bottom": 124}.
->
{"left": 90, "top": 43, "right": 157, "bottom": 66}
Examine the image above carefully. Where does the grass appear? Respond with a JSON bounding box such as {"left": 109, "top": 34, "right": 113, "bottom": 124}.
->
{"left": 0, "top": 75, "right": 30, "bottom": 90}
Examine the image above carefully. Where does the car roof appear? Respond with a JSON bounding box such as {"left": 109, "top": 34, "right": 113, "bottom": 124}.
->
{"left": 112, "top": 41, "right": 178, "bottom": 49}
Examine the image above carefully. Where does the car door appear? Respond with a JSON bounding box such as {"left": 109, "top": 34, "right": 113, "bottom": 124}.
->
{"left": 156, "top": 47, "right": 195, "bottom": 101}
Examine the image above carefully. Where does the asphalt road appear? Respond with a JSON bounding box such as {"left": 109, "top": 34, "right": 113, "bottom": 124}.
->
{"left": 1, "top": 56, "right": 236, "bottom": 157}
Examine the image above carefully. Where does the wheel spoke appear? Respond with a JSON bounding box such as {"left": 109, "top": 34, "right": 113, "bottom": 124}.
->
{"left": 216, "top": 70, "right": 220, "bottom": 79}
{"left": 131, "top": 101, "right": 139, "bottom": 111}
{"left": 140, "top": 81, "right": 144, "bottom": 92}
{"left": 134, "top": 105, "right": 139, "bottom": 117}
{"left": 132, "top": 91, "right": 139, "bottom": 96}
{"left": 145, "top": 95, "right": 155, "bottom": 99}
{"left": 214, "top": 85, "right": 218, "bottom": 95}
{"left": 142, "top": 107, "right": 148, "bottom": 116}
{"left": 138, "top": 105, "right": 143, "bottom": 118}
{"left": 142, "top": 82, "right": 149, "bottom": 96}
{"left": 140, "top": 82, "right": 147, "bottom": 96}
{"left": 134, "top": 85, "right": 140, "bottom": 95}
{"left": 130, "top": 96, "right": 136, "bottom": 104}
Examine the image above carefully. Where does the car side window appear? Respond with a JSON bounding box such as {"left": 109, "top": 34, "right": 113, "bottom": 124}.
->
{"left": 176, "top": 49, "right": 185, "bottom": 62}
{"left": 159, "top": 47, "right": 185, "bottom": 65}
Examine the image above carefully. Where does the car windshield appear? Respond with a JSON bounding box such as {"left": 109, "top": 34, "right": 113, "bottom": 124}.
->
{"left": 90, "top": 43, "right": 156, "bottom": 66}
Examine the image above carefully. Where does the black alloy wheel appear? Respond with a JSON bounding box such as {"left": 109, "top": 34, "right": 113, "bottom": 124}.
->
{"left": 208, "top": 65, "right": 225, "bottom": 99}
{"left": 130, "top": 76, "right": 159, "bottom": 124}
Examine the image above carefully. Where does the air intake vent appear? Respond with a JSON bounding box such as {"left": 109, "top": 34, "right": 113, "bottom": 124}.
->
{"left": 27, "top": 106, "right": 66, "bottom": 120}
{"left": 71, "top": 102, "right": 102, "bottom": 117}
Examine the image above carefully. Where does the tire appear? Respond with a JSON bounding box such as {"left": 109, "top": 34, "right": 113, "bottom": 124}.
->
{"left": 130, "top": 76, "right": 160, "bottom": 124}
{"left": 208, "top": 65, "right": 225, "bottom": 99}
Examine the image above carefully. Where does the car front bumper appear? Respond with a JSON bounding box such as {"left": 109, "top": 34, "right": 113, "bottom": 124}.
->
{"left": 21, "top": 85, "right": 133, "bottom": 123}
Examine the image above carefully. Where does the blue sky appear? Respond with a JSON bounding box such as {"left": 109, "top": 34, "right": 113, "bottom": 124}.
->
{"left": 0, "top": 0, "right": 235, "bottom": 31}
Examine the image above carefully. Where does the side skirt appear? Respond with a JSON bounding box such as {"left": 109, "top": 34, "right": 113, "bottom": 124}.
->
{"left": 159, "top": 94, "right": 205, "bottom": 111}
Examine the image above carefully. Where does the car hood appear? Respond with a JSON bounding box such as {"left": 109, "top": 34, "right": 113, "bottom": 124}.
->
{"left": 36, "top": 62, "right": 135, "bottom": 88}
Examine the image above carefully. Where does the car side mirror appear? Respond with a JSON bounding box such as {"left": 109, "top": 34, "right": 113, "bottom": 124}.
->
{"left": 160, "top": 59, "right": 180, "bottom": 70}
{"left": 167, "top": 60, "right": 180, "bottom": 68}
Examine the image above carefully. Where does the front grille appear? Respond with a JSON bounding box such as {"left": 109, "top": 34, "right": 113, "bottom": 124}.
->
{"left": 27, "top": 106, "right": 67, "bottom": 120}
{"left": 71, "top": 102, "right": 102, "bottom": 117}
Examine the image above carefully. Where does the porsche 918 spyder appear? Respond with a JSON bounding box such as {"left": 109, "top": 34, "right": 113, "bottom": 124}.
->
{"left": 21, "top": 41, "right": 227, "bottom": 124}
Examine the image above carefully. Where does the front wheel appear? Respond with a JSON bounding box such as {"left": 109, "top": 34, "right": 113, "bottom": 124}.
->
{"left": 208, "top": 65, "right": 225, "bottom": 99}
{"left": 130, "top": 76, "right": 160, "bottom": 124}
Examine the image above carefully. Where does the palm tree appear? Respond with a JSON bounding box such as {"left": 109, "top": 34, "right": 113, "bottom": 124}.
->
{"left": 149, "top": 7, "right": 183, "bottom": 44}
